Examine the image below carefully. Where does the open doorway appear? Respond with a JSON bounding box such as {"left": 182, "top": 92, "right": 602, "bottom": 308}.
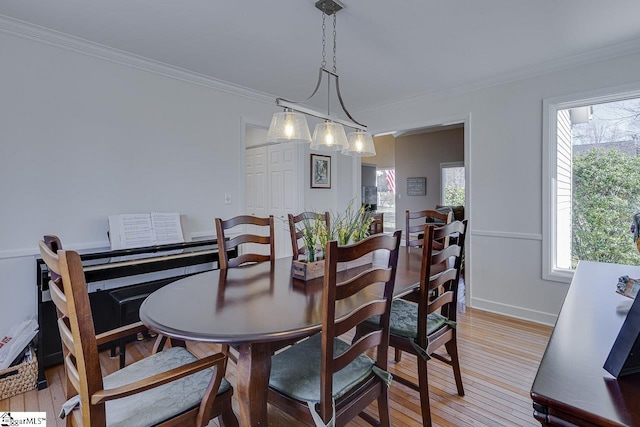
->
{"left": 376, "top": 168, "right": 396, "bottom": 233}
{"left": 375, "top": 121, "right": 467, "bottom": 308}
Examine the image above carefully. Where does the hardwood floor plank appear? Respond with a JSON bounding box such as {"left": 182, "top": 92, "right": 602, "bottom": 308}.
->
{"left": 0, "top": 307, "right": 552, "bottom": 426}
{"left": 22, "top": 388, "right": 38, "bottom": 411}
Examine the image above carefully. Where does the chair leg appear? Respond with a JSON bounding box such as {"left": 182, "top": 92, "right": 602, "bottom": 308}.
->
{"left": 394, "top": 348, "right": 402, "bottom": 363}
{"left": 445, "top": 337, "right": 464, "bottom": 396}
{"left": 377, "top": 386, "right": 391, "bottom": 427}
{"left": 219, "top": 398, "right": 239, "bottom": 427}
{"left": 118, "top": 303, "right": 126, "bottom": 368}
{"left": 221, "top": 344, "right": 238, "bottom": 364}
{"left": 417, "top": 355, "right": 432, "bottom": 427}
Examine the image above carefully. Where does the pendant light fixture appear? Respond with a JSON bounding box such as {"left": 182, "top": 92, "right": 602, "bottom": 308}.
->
{"left": 343, "top": 129, "right": 376, "bottom": 157}
{"left": 266, "top": 108, "right": 311, "bottom": 143}
{"left": 266, "top": 0, "right": 376, "bottom": 157}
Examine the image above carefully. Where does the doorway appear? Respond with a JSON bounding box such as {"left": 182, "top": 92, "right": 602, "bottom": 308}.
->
{"left": 244, "top": 125, "right": 302, "bottom": 259}
{"left": 376, "top": 168, "right": 396, "bottom": 233}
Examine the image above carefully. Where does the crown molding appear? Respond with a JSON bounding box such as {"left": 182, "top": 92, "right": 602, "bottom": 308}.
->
{"left": 357, "top": 37, "right": 640, "bottom": 117}
{"left": 4, "top": 13, "right": 640, "bottom": 118}
{"left": 0, "top": 15, "right": 275, "bottom": 105}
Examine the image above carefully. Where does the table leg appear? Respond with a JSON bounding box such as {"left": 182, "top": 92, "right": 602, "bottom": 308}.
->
{"left": 236, "top": 342, "right": 271, "bottom": 426}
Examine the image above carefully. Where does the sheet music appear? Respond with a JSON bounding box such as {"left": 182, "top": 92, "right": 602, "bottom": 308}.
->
{"left": 151, "top": 212, "right": 184, "bottom": 245}
{"left": 108, "top": 212, "right": 185, "bottom": 250}
{"left": 118, "top": 213, "right": 154, "bottom": 249}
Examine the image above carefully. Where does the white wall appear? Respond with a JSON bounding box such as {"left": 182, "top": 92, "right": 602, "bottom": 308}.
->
{"left": 0, "top": 31, "right": 278, "bottom": 336}
{"left": 359, "top": 50, "right": 640, "bottom": 325}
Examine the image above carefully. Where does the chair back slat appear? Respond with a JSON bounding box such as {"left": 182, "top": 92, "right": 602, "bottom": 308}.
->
{"left": 227, "top": 253, "right": 272, "bottom": 268}
{"left": 319, "top": 230, "right": 401, "bottom": 422}
{"left": 288, "top": 212, "right": 330, "bottom": 260}
{"left": 428, "top": 291, "right": 455, "bottom": 314}
{"left": 215, "top": 215, "right": 275, "bottom": 269}
{"left": 334, "top": 268, "right": 392, "bottom": 301}
{"left": 226, "top": 233, "right": 272, "bottom": 247}
{"left": 48, "top": 278, "right": 69, "bottom": 318}
{"left": 431, "top": 245, "right": 461, "bottom": 266}
{"left": 65, "top": 354, "right": 82, "bottom": 393}
{"left": 333, "top": 332, "right": 381, "bottom": 373}
{"left": 57, "top": 317, "right": 76, "bottom": 358}
{"left": 428, "top": 268, "right": 458, "bottom": 292}
{"left": 334, "top": 299, "right": 387, "bottom": 337}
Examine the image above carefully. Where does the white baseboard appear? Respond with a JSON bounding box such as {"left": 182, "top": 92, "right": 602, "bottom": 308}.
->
{"left": 469, "top": 296, "right": 557, "bottom": 326}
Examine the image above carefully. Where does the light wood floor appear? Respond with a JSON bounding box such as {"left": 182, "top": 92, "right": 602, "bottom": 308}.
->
{"left": 0, "top": 307, "right": 551, "bottom": 426}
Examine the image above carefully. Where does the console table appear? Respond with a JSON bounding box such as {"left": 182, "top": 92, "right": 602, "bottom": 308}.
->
{"left": 531, "top": 260, "right": 640, "bottom": 426}
{"left": 35, "top": 238, "right": 232, "bottom": 389}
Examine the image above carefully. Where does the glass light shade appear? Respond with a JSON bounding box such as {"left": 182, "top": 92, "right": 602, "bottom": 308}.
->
{"left": 266, "top": 110, "right": 311, "bottom": 143}
{"left": 310, "top": 121, "right": 348, "bottom": 151}
{"left": 343, "top": 130, "right": 376, "bottom": 156}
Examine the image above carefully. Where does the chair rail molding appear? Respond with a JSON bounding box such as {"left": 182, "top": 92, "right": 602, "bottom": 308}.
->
{"left": 471, "top": 229, "right": 542, "bottom": 241}
{"left": 0, "top": 240, "right": 111, "bottom": 260}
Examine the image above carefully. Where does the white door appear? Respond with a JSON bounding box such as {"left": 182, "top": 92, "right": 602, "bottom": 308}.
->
{"left": 244, "top": 146, "right": 269, "bottom": 257}
{"left": 268, "top": 142, "right": 299, "bottom": 258}
{"left": 245, "top": 142, "right": 300, "bottom": 258}
{"left": 246, "top": 147, "right": 268, "bottom": 218}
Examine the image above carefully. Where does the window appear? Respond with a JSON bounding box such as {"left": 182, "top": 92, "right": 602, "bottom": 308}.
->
{"left": 441, "top": 162, "right": 465, "bottom": 206}
{"left": 543, "top": 85, "right": 640, "bottom": 282}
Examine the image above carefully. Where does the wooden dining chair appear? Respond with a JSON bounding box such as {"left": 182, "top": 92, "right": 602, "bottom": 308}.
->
{"left": 288, "top": 211, "right": 330, "bottom": 260}
{"left": 369, "top": 212, "right": 384, "bottom": 235}
{"left": 405, "top": 208, "right": 453, "bottom": 249}
{"left": 355, "top": 220, "right": 468, "bottom": 427}
{"left": 215, "top": 214, "right": 275, "bottom": 269}
{"left": 267, "top": 230, "right": 402, "bottom": 426}
{"left": 39, "top": 235, "right": 238, "bottom": 427}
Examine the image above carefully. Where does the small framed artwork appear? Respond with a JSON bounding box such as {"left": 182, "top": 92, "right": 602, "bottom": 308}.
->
{"left": 311, "top": 154, "right": 331, "bottom": 189}
{"left": 407, "top": 177, "right": 427, "bottom": 196}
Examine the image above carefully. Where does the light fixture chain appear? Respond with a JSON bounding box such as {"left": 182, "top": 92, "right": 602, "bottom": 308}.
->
{"left": 321, "top": 7, "right": 327, "bottom": 69}
{"left": 332, "top": 12, "right": 337, "bottom": 73}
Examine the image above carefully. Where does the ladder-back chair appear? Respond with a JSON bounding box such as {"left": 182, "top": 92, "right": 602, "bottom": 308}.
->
{"left": 288, "top": 211, "right": 330, "bottom": 260}
{"left": 267, "top": 231, "right": 402, "bottom": 426}
{"left": 39, "top": 235, "right": 237, "bottom": 427}
{"left": 356, "top": 220, "right": 468, "bottom": 426}
{"left": 215, "top": 215, "right": 275, "bottom": 269}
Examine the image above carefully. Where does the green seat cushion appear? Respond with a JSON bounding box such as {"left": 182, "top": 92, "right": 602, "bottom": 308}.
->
{"left": 365, "top": 299, "right": 449, "bottom": 339}
{"left": 64, "top": 347, "right": 231, "bottom": 427}
{"left": 269, "top": 333, "right": 375, "bottom": 403}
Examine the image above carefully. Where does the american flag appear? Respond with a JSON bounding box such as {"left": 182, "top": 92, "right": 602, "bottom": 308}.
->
{"left": 386, "top": 170, "right": 396, "bottom": 194}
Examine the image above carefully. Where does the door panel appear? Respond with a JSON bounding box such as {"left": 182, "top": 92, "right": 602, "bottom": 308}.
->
{"left": 245, "top": 142, "right": 299, "bottom": 259}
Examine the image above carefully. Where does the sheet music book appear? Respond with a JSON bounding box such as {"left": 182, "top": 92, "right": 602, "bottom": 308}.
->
{"left": 108, "top": 212, "right": 185, "bottom": 250}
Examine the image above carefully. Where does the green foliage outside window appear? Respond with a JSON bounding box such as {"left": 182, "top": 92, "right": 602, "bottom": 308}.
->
{"left": 444, "top": 185, "right": 465, "bottom": 206}
{"left": 572, "top": 148, "right": 640, "bottom": 267}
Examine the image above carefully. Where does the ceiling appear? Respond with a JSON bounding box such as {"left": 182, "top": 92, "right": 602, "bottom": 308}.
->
{"left": 2, "top": 0, "right": 640, "bottom": 117}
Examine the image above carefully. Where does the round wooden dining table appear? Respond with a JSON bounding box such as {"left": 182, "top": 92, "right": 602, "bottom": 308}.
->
{"left": 139, "top": 248, "right": 423, "bottom": 426}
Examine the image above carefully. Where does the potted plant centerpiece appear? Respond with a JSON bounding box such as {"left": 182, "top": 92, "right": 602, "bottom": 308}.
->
{"left": 291, "top": 203, "right": 375, "bottom": 280}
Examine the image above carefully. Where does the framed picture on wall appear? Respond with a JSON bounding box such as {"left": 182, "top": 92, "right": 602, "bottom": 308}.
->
{"left": 311, "top": 154, "right": 331, "bottom": 188}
